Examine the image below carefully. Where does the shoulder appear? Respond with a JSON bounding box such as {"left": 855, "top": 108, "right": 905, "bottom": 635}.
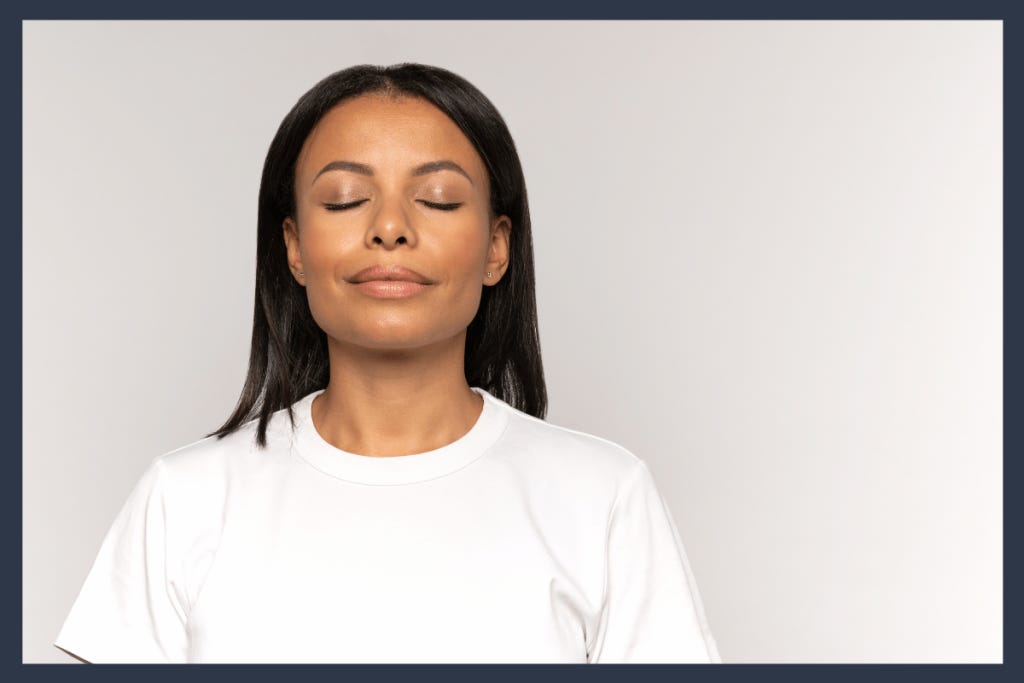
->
{"left": 148, "top": 404, "right": 299, "bottom": 496}
{"left": 490, "top": 397, "right": 646, "bottom": 502}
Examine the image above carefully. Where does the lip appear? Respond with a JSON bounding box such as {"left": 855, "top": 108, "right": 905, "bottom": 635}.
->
{"left": 348, "top": 264, "right": 433, "bottom": 284}
{"left": 353, "top": 280, "right": 429, "bottom": 298}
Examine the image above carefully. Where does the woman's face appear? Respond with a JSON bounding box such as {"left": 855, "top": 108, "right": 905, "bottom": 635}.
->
{"left": 283, "top": 93, "right": 510, "bottom": 352}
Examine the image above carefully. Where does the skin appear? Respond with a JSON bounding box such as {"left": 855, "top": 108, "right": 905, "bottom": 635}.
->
{"left": 282, "top": 93, "right": 511, "bottom": 457}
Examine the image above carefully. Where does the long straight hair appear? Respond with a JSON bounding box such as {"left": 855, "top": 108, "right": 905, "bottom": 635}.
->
{"left": 206, "top": 64, "right": 547, "bottom": 448}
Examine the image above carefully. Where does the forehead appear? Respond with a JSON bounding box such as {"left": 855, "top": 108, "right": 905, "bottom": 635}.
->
{"left": 295, "top": 93, "right": 486, "bottom": 184}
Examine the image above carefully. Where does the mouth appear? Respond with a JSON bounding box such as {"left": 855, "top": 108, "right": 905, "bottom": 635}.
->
{"left": 351, "top": 279, "right": 430, "bottom": 299}
{"left": 348, "top": 264, "right": 434, "bottom": 285}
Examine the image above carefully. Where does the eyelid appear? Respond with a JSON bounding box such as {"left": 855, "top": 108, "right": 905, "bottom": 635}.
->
{"left": 322, "top": 199, "right": 463, "bottom": 212}
{"left": 323, "top": 199, "right": 368, "bottom": 211}
{"left": 419, "top": 200, "right": 462, "bottom": 211}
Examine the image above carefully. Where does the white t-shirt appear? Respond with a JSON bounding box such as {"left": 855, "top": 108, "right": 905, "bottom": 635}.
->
{"left": 54, "top": 386, "right": 721, "bottom": 664}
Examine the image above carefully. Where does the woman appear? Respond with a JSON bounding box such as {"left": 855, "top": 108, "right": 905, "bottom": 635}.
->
{"left": 53, "top": 63, "right": 721, "bottom": 664}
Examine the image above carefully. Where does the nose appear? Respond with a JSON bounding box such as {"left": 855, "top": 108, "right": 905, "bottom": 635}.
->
{"left": 367, "top": 194, "right": 414, "bottom": 248}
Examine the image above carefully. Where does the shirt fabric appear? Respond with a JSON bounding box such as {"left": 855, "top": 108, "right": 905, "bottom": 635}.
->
{"left": 54, "top": 386, "right": 721, "bottom": 664}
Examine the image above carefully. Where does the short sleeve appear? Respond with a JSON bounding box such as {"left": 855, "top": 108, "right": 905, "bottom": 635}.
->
{"left": 54, "top": 456, "right": 190, "bottom": 663}
{"left": 587, "top": 459, "right": 721, "bottom": 663}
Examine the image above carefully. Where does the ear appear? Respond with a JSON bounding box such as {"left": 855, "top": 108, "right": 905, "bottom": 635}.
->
{"left": 282, "top": 216, "right": 305, "bottom": 285}
{"left": 485, "top": 215, "right": 512, "bottom": 285}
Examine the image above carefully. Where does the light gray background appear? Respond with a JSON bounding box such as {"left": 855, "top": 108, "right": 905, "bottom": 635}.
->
{"left": 24, "top": 20, "right": 1001, "bottom": 663}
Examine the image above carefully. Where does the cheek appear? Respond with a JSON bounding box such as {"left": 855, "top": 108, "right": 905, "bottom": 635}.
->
{"left": 299, "top": 220, "right": 350, "bottom": 272}
{"left": 445, "top": 230, "right": 488, "bottom": 278}
{"left": 441, "top": 212, "right": 491, "bottom": 273}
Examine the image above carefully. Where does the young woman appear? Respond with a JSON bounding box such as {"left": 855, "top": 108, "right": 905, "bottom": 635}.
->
{"left": 54, "top": 63, "right": 721, "bottom": 664}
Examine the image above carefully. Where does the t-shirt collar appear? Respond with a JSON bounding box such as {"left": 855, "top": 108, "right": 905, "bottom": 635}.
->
{"left": 290, "top": 386, "right": 510, "bottom": 486}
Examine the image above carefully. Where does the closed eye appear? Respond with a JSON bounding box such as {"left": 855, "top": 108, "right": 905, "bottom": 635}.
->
{"left": 324, "top": 200, "right": 367, "bottom": 211}
{"left": 420, "top": 200, "right": 462, "bottom": 211}
{"left": 323, "top": 200, "right": 463, "bottom": 212}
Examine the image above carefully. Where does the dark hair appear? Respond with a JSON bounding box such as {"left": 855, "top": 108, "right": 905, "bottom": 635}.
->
{"left": 205, "top": 63, "right": 547, "bottom": 448}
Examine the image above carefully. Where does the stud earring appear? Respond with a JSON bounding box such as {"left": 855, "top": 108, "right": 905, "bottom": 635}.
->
{"left": 487, "top": 272, "right": 492, "bottom": 278}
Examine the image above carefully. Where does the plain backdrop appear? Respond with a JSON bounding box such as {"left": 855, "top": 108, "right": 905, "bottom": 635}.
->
{"left": 24, "top": 20, "right": 1001, "bottom": 663}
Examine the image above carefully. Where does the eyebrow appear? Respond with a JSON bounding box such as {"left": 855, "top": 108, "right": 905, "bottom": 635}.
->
{"left": 310, "top": 159, "right": 475, "bottom": 186}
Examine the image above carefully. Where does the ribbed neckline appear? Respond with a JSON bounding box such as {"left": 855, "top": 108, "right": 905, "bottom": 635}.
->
{"left": 290, "top": 386, "right": 510, "bottom": 485}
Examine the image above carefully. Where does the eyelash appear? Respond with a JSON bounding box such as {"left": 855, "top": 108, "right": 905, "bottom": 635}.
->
{"left": 323, "top": 200, "right": 462, "bottom": 212}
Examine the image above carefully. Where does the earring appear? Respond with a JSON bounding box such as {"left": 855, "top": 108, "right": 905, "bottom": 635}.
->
{"left": 487, "top": 272, "right": 492, "bottom": 278}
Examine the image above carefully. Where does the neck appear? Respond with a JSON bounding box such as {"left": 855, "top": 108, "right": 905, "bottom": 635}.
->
{"left": 311, "top": 333, "right": 483, "bottom": 457}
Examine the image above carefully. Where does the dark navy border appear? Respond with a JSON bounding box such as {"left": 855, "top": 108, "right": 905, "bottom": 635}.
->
{"left": 0, "top": 0, "right": 1018, "bottom": 19}
{"left": 5, "top": 1, "right": 1014, "bottom": 681}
